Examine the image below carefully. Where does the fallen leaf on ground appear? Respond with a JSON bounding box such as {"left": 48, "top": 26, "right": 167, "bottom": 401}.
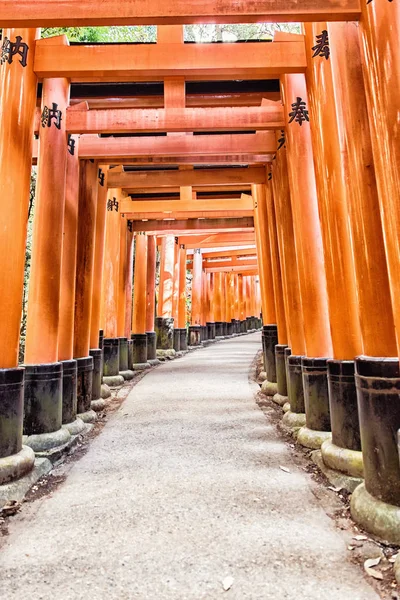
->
{"left": 279, "top": 466, "right": 291, "bottom": 473}
{"left": 364, "top": 557, "right": 383, "bottom": 580}
{"left": 353, "top": 535, "right": 368, "bottom": 541}
{"left": 327, "top": 486, "right": 343, "bottom": 493}
{"left": 347, "top": 546, "right": 355, "bottom": 551}
{"left": 222, "top": 577, "right": 234, "bottom": 591}
{"left": 389, "top": 554, "right": 399, "bottom": 563}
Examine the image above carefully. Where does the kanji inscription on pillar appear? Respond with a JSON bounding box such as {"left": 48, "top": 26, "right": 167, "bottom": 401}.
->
{"left": 277, "top": 130, "right": 286, "bottom": 150}
{"left": 127, "top": 220, "right": 133, "bottom": 232}
{"left": 107, "top": 197, "right": 119, "bottom": 212}
{"left": 0, "top": 35, "right": 29, "bottom": 67}
{"left": 41, "top": 103, "right": 63, "bottom": 129}
{"left": 67, "top": 135, "right": 75, "bottom": 156}
{"left": 288, "top": 98, "right": 310, "bottom": 126}
{"left": 98, "top": 169, "right": 105, "bottom": 187}
{"left": 312, "top": 30, "right": 330, "bottom": 60}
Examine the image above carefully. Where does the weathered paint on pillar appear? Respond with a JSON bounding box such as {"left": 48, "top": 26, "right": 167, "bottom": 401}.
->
{"left": 178, "top": 244, "right": 187, "bottom": 329}
{"left": 0, "top": 28, "right": 39, "bottom": 368}
{"left": 124, "top": 222, "right": 134, "bottom": 338}
{"left": 327, "top": 22, "right": 396, "bottom": 358}
{"left": 233, "top": 274, "right": 240, "bottom": 321}
{"left": 58, "top": 135, "right": 79, "bottom": 362}
{"left": 252, "top": 184, "right": 276, "bottom": 325}
{"left": 73, "top": 160, "right": 99, "bottom": 359}
{"left": 359, "top": 2, "right": 400, "bottom": 355}
{"left": 132, "top": 232, "right": 148, "bottom": 335}
{"left": 265, "top": 174, "right": 288, "bottom": 345}
{"left": 89, "top": 166, "right": 109, "bottom": 349}
{"left": 304, "top": 23, "right": 362, "bottom": 361}
{"left": 158, "top": 235, "right": 175, "bottom": 319}
{"left": 117, "top": 212, "right": 128, "bottom": 337}
{"left": 146, "top": 235, "right": 157, "bottom": 332}
{"left": 238, "top": 274, "right": 245, "bottom": 321}
{"left": 191, "top": 249, "right": 202, "bottom": 326}
{"left": 101, "top": 188, "right": 121, "bottom": 339}
{"left": 207, "top": 273, "right": 215, "bottom": 323}
{"left": 271, "top": 135, "right": 305, "bottom": 356}
{"left": 226, "top": 272, "right": 235, "bottom": 323}
{"left": 213, "top": 272, "right": 223, "bottom": 323}
{"left": 221, "top": 273, "right": 227, "bottom": 323}
{"left": 25, "top": 76, "right": 70, "bottom": 364}
{"left": 281, "top": 73, "right": 332, "bottom": 359}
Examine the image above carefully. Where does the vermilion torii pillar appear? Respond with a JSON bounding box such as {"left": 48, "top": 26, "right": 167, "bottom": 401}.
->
{"left": 238, "top": 274, "right": 246, "bottom": 333}
{"left": 24, "top": 75, "right": 71, "bottom": 453}
{"left": 132, "top": 232, "right": 148, "bottom": 366}
{"left": 116, "top": 211, "right": 130, "bottom": 375}
{"left": 89, "top": 165, "right": 110, "bottom": 411}
{"left": 281, "top": 73, "right": 333, "bottom": 450}
{"left": 178, "top": 243, "right": 188, "bottom": 350}
{"left": 271, "top": 132, "right": 306, "bottom": 430}
{"left": 156, "top": 235, "right": 175, "bottom": 350}
{"left": 0, "top": 27, "right": 38, "bottom": 482}
{"left": 146, "top": 235, "right": 157, "bottom": 361}
{"left": 58, "top": 135, "right": 83, "bottom": 433}
{"left": 214, "top": 272, "right": 224, "bottom": 338}
{"left": 124, "top": 221, "right": 134, "bottom": 368}
{"left": 252, "top": 183, "right": 278, "bottom": 387}
{"left": 226, "top": 272, "right": 235, "bottom": 336}
{"left": 73, "top": 159, "right": 99, "bottom": 423}
{"left": 206, "top": 273, "right": 216, "bottom": 340}
{"left": 172, "top": 238, "right": 181, "bottom": 351}
{"left": 189, "top": 248, "right": 202, "bottom": 346}
{"left": 101, "top": 188, "right": 123, "bottom": 386}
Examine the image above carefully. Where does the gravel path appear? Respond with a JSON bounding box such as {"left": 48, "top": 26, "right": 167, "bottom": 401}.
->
{"left": 0, "top": 333, "right": 379, "bottom": 599}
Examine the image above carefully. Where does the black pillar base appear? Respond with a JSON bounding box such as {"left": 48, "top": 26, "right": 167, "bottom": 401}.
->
{"left": 226, "top": 321, "right": 234, "bottom": 336}
{"left": 118, "top": 337, "right": 129, "bottom": 372}
{"left": 132, "top": 334, "right": 148, "bottom": 365}
{"left": 76, "top": 356, "right": 94, "bottom": 415}
{"left": 146, "top": 331, "right": 157, "bottom": 361}
{"left": 103, "top": 338, "right": 120, "bottom": 377}
{"left": 275, "top": 345, "right": 288, "bottom": 397}
{"left": 89, "top": 349, "right": 102, "bottom": 401}
{"left": 24, "top": 363, "right": 63, "bottom": 436}
{"left": 302, "top": 357, "right": 330, "bottom": 432}
{"left": 173, "top": 329, "right": 181, "bottom": 352}
{"left": 355, "top": 356, "right": 400, "bottom": 506}
{"left": 206, "top": 322, "right": 216, "bottom": 340}
{"left": 263, "top": 325, "right": 278, "bottom": 383}
{"left": 98, "top": 329, "right": 104, "bottom": 350}
{"left": 0, "top": 367, "right": 25, "bottom": 458}
{"left": 215, "top": 321, "right": 225, "bottom": 337}
{"left": 128, "top": 340, "right": 133, "bottom": 371}
{"left": 246, "top": 317, "right": 252, "bottom": 331}
{"left": 287, "top": 354, "right": 305, "bottom": 414}
{"left": 155, "top": 317, "right": 174, "bottom": 350}
{"left": 189, "top": 325, "right": 201, "bottom": 346}
{"left": 240, "top": 320, "right": 247, "bottom": 334}
{"left": 201, "top": 325, "right": 208, "bottom": 341}
{"left": 179, "top": 328, "right": 188, "bottom": 351}
{"left": 328, "top": 359, "right": 360, "bottom": 452}
{"left": 61, "top": 359, "right": 77, "bottom": 425}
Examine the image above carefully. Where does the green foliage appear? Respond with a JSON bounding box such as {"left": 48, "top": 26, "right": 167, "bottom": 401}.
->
{"left": 42, "top": 26, "right": 157, "bottom": 43}
{"left": 184, "top": 23, "right": 301, "bottom": 42}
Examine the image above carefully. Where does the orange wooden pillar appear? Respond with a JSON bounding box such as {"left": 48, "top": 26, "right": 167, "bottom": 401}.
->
{"left": 252, "top": 183, "right": 279, "bottom": 384}
{"left": 271, "top": 131, "right": 306, "bottom": 420}
{"left": 172, "top": 237, "right": 181, "bottom": 351}
{"left": 0, "top": 27, "right": 38, "bottom": 472}
{"left": 101, "top": 188, "right": 122, "bottom": 380}
{"left": 24, "top": 75, "right": 71, "bottom": 448}
{"left": 226, "top": 272, "right": 235, "bottom": 335}
{"left": 132, "top": 232, "right": 148, "bottom": 365}
{"left": 124, "top": 222, "right": 134, "bottom": 338}
{"left": 214, "top": 272, "right": 224, "bottom": 337}
{"left": 176, "top": 242, "right": 188, "bottom": 351}
{"left": 238, "top": 274, "right": 246, "bottom": 333}
{"left": 73, "top": 159, "right": 99, "bottom": 420}
{"left": 146, "top": 235, "right": 157, "bottom": 360}
{"left": 116, "top": 211, "right": 130, "bottom": 373}
{"left": 189, "top": 248, "right": 202, "bottom": 346}
{"left": 206, "top": 273, "right": 216, "bottom": 339}
{"left": 281, "top": 73, "right": 333, "bottom": 447}
{"left": 156, "top": 235, "right": 175, "bottom": 350}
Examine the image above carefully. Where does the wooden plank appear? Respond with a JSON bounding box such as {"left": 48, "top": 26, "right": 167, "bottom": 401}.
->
{"left": 0, "top": 0, "right": 361, "bottom": 27}
{"left": 120, "top": 197, "right": 253, "bottom": 213}
{"left": 34, "top": 39, "right": 306, "bottom": 81}
{"left": 78, "top": 132, "right": 275, "bottom": 160}
{"left": 66, "top": 105, "right": 284, "bottom": 134}
{"left": 201, "top": 248, "right": 257, "bottom": 260}
{"left": 204, "top": 266, "right": 259, "bottom": 274}
{"left": 203, "top": 258, "right": 258, "bottom": 268}
{"left": 109, "top": 167, "right": 265, "bottom": 188}
{"left": 173, "top": 233, "right": 256, "bottom": 248}
{"left": 129, "top": 210, "right": 253, "bottom": 219}
{"left": 131, "top": 217, "right": 254, "bottom": 232}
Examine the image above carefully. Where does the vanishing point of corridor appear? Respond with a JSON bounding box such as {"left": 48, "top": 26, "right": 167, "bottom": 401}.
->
{"left": 0, "top": 335, "right": 378, "bottom": 599}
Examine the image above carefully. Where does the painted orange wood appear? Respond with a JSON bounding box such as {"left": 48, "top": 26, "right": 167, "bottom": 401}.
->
{"left": 158, "top": 235, "right": 175, "bottom": 319}
{"left": 0, "top": 0, "right": 361, "bottom": 27}
{"left": 73, "top": 160, "right": 98, "bottom": 359}
{"left": 101, "top": 189, "right": 121, "bottom": 338}
{"left": 146, "top": 236, "right": 157, "bottom": 333}
{"left": 191, "top": 249, "right": 202, "bottom": 326}
{"left": 120, "top": 198, "right": 253, "bottom": 215}
{"left": 178, "top": 243, "right": 187, "bottom": 329}
{"left": 130, "top": 217, "right": 254, "bottom": 233}
{"left": 58, "top": 136, "right": 79, "bottom": 362}
{"left": 281, "top": 73, "right": 332, "bottom": 358}
{"left": 132, "top": 233, "right": 148, "bottom": 335}
{"left": 25, "top": 77, "right": 70, "bottom": 365}
{"left": 33, "top": 40, "right": 306, "bottom": 81}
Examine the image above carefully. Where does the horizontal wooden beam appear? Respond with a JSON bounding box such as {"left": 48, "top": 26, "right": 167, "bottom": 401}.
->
{"left": 34, "top": 38, "right": 306, "bottom": 82}
{"left": 129, "top": 210, "right": 253, "bottom": 220}
{"left": 203, "top": 258, "right": 257, "bottom": 268}
{"left": 167, "top": 232, "right": 256, "bottom": 248}
{"left": 200, "top": 248, "right": 257, "bottom": 260}
{"left": 0, "top": 0, "right": 361, "bottom": 27}
{"left": 78, "top": 132, "right": 275, "bottom": 160}
{"left": 132, "top": 217, "right": 254, "bottom": 232}
{"left": 111, "top": 167, "right": 264, "bottom": 189}
{"left": 120, "top": 197, "right": 253, "bottom": 214}
{"left": 204, "top": 266, "right": 259, "bottom": 274}
{"left": 66, "top": 105, "right": 284, "bottom": 134}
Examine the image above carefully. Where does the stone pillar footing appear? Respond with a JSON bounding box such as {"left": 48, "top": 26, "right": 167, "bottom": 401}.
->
{"left": 282, "top": 410, "right": 306, "bottom": 431}
{"left": 0, "top": 446, "right": 35, "bottom": 486}
{"left": 146, "top": 331, "right": 157, "bottom": 361}
{"left": 63, "top": 418, "right": 86, "bottom": 436}
{"left": 91, "top": 398, "right": 107, "bottom": 412}
{"left": 297, "top": 426, "right": 332, "bottom": 450}
{"left": 155, "top": 317, "right": 174, "bottom": 350}
{"left": 351, "top": 483, "right": 400, "bottom": 545}
{"left": 131, "top": 333, "right": 148, "bottom": 365}
{"left": 77, "top": 410, "right": 97, "bottom": 424}
{"left": 189, "top": 325, "right": 201, "bottom": 347}
{"left": 321, "top": 439, "right": 363, "bottom": 479}
{"left": 23, "top": 427, "right": 71, "bottom": 453}
{"left": 102, "top": 375, "right": 125, "bottom": 387}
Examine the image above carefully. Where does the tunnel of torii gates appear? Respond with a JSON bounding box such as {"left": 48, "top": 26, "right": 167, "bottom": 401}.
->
{"left": 0, "top": 0, "right": 399, "bottom": 544}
